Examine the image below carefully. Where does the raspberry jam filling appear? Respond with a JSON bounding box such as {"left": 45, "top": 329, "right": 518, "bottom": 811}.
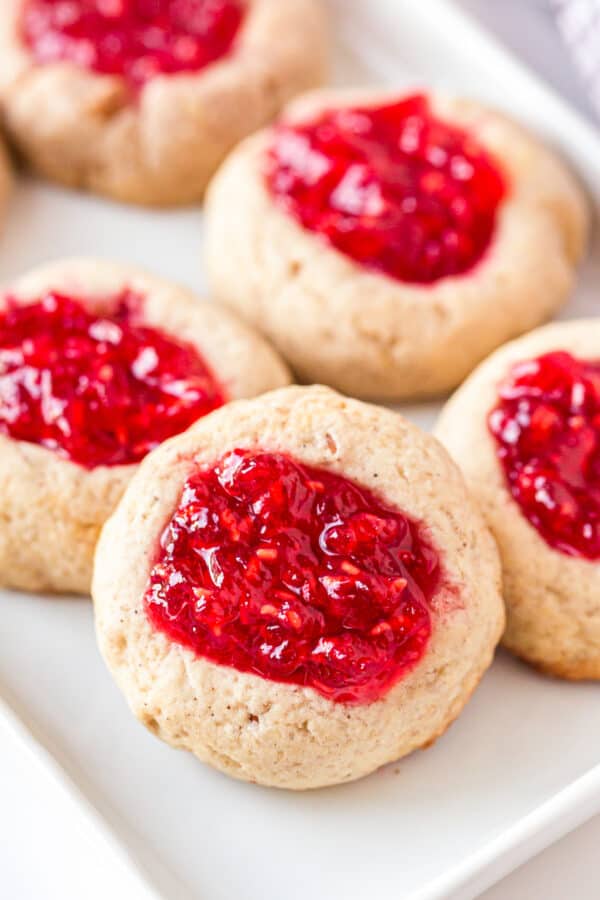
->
{"left": 21, "top": 0, "right": 245, "bottom": 90}
{"left": 266, "top": 94, "right": 507, "bottom": 284}
{"left": 0, "top": 291, "right": 225, "bottom": 468}
{"left": 145, "top": 449, "right": 442, "bottom": 704}
{"left": 489, "top": 351, "right": 600, "bottom": 559}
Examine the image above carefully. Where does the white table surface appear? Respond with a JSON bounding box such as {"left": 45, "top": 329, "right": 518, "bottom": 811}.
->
{"left": 1, "top": 3, "right": 599, "bottom": 899}
{"left": 457, "top": 8, "right": 600, "bottom": 900}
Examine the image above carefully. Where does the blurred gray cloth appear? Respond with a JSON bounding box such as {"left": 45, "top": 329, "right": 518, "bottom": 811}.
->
{"left": 550, "top": 0, "right": 600, "bottom": 113}
{"left": 552, "top": 0, "right": 600, "bottom": 114}
{"left": 458, "top": 0, "right": 598, "bottom": 121}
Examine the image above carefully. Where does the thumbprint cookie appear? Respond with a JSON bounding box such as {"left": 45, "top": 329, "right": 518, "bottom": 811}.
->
{"left": 0, "top": 0, "right": 327, "bottom": 204}
{"left": 437, "top": 320, "right": 600, "bottom": 679}
{"left": 0, "top": 257, "right": 290, "bottom": 593}
{"left": 93, "top": 385, "right": 503, "bottom": 789}
{"left": 205, "top": 89, "right": 587, "bottom": 399}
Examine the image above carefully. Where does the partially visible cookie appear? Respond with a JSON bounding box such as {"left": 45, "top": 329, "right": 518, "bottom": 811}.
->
{"left": 205, "top": 88, "right": 588, "bottom": 400}
{"left": 93, "top": 385, "right": 504, "bottom": 789}
{"left": 0, "top": 135, "right": 11, "bottom": 211}
{"left": 0, "top": 0, "right": 327, "bottom": 205}
{"left": 0, "top": 258, "right": 290, "bottom": 594}
{"left": 436, "top": 319, "right": 600, "bottom": 680}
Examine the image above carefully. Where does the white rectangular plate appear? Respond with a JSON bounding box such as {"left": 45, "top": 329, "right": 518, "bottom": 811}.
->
{"left": 1, "top": 2, "right": 600, "bottom": 899}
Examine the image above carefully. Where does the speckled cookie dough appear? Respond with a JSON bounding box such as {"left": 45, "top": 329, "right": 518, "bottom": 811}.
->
{"left": 436, "top": 319, "right": 600, "bottom": 680}
{"left": 204, "top": 88, "right": 588, "bottom": 400}
{"left": 0, "top": 257, "right": 291, "bottom": 594}
{"left": 0, "top": 0, "right": 327, "bottom": 205}
{"left": 93, "top": 385, "right": 504, "bottom": 789}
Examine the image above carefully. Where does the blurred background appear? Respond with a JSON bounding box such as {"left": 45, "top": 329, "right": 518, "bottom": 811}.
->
{"left": 459, "top": 0, "right": 598, "bottom": 121}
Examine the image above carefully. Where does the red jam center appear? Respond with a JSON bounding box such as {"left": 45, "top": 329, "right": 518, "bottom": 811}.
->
{"left": 489, "top": 351, "right": 600, "bottom": 559}
{"left": 266, "top": 94, "right": 507, "bottom": 284}
{"left": 145, "top": 449, "right": 442, "bottom": 704}
{"left": 21, "top": 0, "right": 245, "bottom": 90}
{"left": 0, "top": 291, "right": 225, "bottom": 468}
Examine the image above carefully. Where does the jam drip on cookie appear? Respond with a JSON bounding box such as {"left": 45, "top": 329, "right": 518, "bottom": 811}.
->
{"left": 489, "top": 351, "right": 600, "bottom": 559}
{"left": 0, "top": 291, "right": 225, "bottom": 468}
{"left": 146, "top": 449, "right": 441, "bottom": 703}
{"left": 266, "top": 94, "right": 507, "bottom": 284}
{"left": 21, "top": 0, "right": 245, "bottom": 90}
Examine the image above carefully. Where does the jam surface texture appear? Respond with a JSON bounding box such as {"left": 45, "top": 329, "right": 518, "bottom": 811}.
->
{"left": 21, "top": 0, "right": 245, "bottom": 90}
{"left": 489, "top": 350, "right": 600, "bottom": 559}
{"left": 0, "top": 291, "right": 225, "bottom": 468}
{"left": 266, "top": 94, "right": 507, "bottom": 285}
{"left": 145, "top": 449, "right": 442, "bottom": 704}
